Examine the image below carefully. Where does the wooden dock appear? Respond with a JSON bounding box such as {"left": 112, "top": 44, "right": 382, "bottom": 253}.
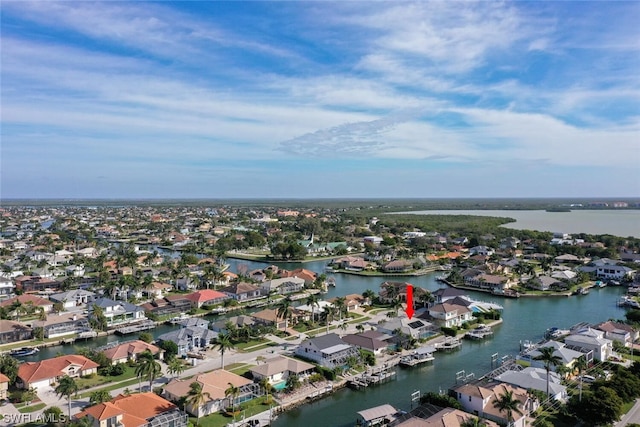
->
{"left": 348, "top": 365, "right": 397, "bottom": 390}
{"left": 115, "top": 321, "right": 156, "bottom": 335}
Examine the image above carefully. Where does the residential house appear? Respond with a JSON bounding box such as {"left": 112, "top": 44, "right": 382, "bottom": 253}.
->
{"left": 186, "top": 289, "right": 229, "bottom": 308}
{"left": 34, "top": 312, "right": 91, "bottom": 338}
{"left": 517, "top": 340, "right": 591, "bottom": 368}
{"left": 332, "top": 256, "right": 370, "bottom": 271}
{"left": 17, "top": 354, "right": 99, "bottom": 390}
{"left": 14, "top": 276, "right": 61, "bottom": 293}
{"left": 342, "top": 331, "right": 390, "bottom": 356}
{"left": 157, "top": 326, "right": 217, "bottom": 358}
{"left": 144, "top": 281, "right": 173, "bottom": 299}
{"left": 379, "top": 281, "right": 430, "bottom": 305}
{"left": 102, "top": 340, "right": 162, "bottom": 365}
{"left": 140, "top": 294, "right": 192, "bottom": 317}
{"left": 251, "top": 308, "right": 288, "bottom": 330}
{"left": 49, "top": 289, "right": 96, "bottom": 309}
{"left": 450, "top": 381, "right": 536, "bottom": 427}
{"left": 469, "top": 246, "right": 495, "bottom": 256}
{"left": 427, "top": 302, "right": 473, "bottom": 328}
{"left": 163, "top": 370, "right": 256, "bottom": 418}
{"left": 376, "top": 317, "right": 435, "bottom": 341}
{"left": 76, "top": 392, "right": 187, "bottom": 427}
{"left": 464, "top": 274, "right": 515, "bottom": 292}
{"left": 328, "top": 294, "right": 366, "bottom": 312}
{"left": 0, "top": 294, "right": 54, "bottom": 313}
{"left": 564, "top": 328, "right": 613, "bottom": 361}
{"left": 221, "top": 282, "right": 262, "bottom": 301}
{"left": 527, "top": 276, "right": 564, "bottom": 291}
{"left": 389, "top": 404, "right": 499, "bottom": 427}
{"left": 281, "top": 268, "right": 317, "bottom": 285}
{"left": 0, "top": 320, "right": 32, "bottom": 344}
{"left": 249, "top": 355, "right": 315, "bottom": 386}
{"left": 0, "top": 277, "right": 14, "bottom": 300}
{"left": 595, "top": 320, "right": 638, "bottom": 347}
{"left": 211, "top": 315, "right": 255, "bottom": 334}
{"left": 260, "top": 277, "right": 305, "bottom": 296}
{"left": 89, "top": 297, "right": 146, "bottom": 328}
{"left": 494, "top": 367, "right": 567, "bottom": 402}
{"left": 382, "top": 260, "right": 413, "bottom": 273}
{"left": 596, "top": 264, "right": 636, "bottom": 281}
{"left": 295, "top": 333, "right": 360, "bottom": 369}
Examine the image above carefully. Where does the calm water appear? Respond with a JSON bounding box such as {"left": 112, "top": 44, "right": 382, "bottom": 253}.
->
{"left": 395, "top": 209, "right": 640, "bottom": 237}
{"left": 26, "top": 258, "right": 630, "bottom": 427}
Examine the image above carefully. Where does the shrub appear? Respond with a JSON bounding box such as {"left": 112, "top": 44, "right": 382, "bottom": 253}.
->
{"left": 441, "top": 327, "right": 457, "bottom": 337}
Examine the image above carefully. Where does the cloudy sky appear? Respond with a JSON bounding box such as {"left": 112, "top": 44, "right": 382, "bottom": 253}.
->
{"left": 2, "top": 1, "right": 639, "bottom": 199}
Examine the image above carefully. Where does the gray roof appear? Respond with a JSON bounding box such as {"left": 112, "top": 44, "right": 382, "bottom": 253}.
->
{"left": 91, "top": 297, "right": 144, "bottom": 313}
{"left": 158, "top": 326, "right": 218, "bottom": 345}
{"left": 305, "top": 333, "right": 347, "bottom": 351}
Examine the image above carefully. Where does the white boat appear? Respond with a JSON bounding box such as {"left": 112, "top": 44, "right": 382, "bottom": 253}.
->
{"left": 10, "top": 347, "right": 39, "bottom": 357}
{"left": 169, "top": 313, "right": 190, "bottom": 323}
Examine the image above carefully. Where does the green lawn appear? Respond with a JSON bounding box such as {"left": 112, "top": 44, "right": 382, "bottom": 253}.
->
{"left": 189, "top": 396, "right": 275, "bottom": 427}
{"left": 234, "top": 338, "right": 269, "bottom": 351}
{"left": 75, "top": 366, "right": 137, "bottom": 390}
{"left": 17, "top": 402, "right": 47, "bottom": 413}
{"left": 77, "top": 377, "right": 141, "bottom": 398}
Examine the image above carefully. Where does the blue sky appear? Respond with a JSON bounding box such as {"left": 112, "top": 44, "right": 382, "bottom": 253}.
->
{"left": 1, "top": 1, "right": 639, "bottom": 199}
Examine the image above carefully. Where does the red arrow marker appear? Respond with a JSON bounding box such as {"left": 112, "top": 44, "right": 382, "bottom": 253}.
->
{"left": 405, "top": 284, "right": 414, "bottom": 319}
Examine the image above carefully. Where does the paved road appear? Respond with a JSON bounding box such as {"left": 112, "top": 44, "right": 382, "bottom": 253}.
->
{"left": 616, "top": 398, "right": 640, "bottom": 427}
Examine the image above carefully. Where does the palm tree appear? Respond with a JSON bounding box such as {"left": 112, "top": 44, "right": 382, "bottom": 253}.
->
{"left": 275, "top": 297, "right": 293, "bottom": 331}
{"left": 212, "top": 333, "right": 234, "bottom": 369}
{"left": 186, "top": 381, "right": 211, "bottom": 426}
{"left": 167, "top": 358, "right": 186, "bottom": 379}
{"left": 533, "top": 346, "right": 562, "bottom": 397}
{"left": 362, "top": 289, "right": 376, "bottom": 304}
{"left": 224, "top": 382, "right": 240, "bottom": 414}
{"left": 89, "top": 389, "right": 112, "bottom": 405}
{"left": 306, "top": 293, "right": 319, "bottom": 323}
{"left": 334, "top": 296, "right": 347, "bottom": 321}
{"left": 55, "top": 375, "right": 78, "bottom": 419}
{"left": 492, "top": 389, "right": 523, "bottom": 427}
{"left": 573, "top": 355, "right": 588, "bottom": 401}
{"left": 322, "top": 305, "right": 337, "bottom": 334}
{"left": 135, "top": 350, "right": 161, "bottom": 391}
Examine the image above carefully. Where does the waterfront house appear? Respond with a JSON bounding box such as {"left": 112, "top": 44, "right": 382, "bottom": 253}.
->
{"left": 76, "top": 392, "right": 187, "bottom": 427}
{"left": 102, "top": 340, "right": 162, "bottom": 365}
{"left": 259, "top": 277, "right": 305, "bottom": 295}
{"left": 527, "top": 276, "right": 563, "bottom": 291}
{"left": 89, "top": 297, "right": 146, "bottom": 328}
{"left": 342, "top": 331, "right": 389, "bottom": 356}
{"left": 564, "top": 329, "right": 613, "bottom": 361}
{"left": 596, "top": 264, "right": 636, "bottom": 281}
{"left": 494, "top": 367, "right": 567, "bottom": 402}
{"left": 211, "top": 315, "right": 254, "bottom": 333}
{"left": 251, "top": 308, "right": 288, "bottom": 330}
{"left": 328, "top": 294, "right": 367, "bottom": 312}
{"left": 281, "top": 268, "right": 317, "bottom": 285}
{"left": 391, "top": 404, "right": 499, "bottom": 427}
{"left": 0, "top": 319, "right": 32, "bottom": 344}
{"left": 49, "top": 289, "right": 96, "bottom": 309}
{"left": 376, "top": 317, "right": 435, "bottom": 341}
{"left": 451, "top": 381, "right": 535, "bottom": 427}
{"left": 157, "top": 326, "right": 217, "bottom": 358}
{"left": 144, "top": 281, "right": 173, "bottom": 299}
{"left": 381, "top": 260, "right": 413, "bottom": 273}
{"left": 518, "top": 340, "right": 591, "bottom": 368}
{"left": 432, "top": 288, "right": 469, "bottom": 304}
{"left": 249, "top": 355, "right": 315, "bottom": 386}
{"left": 163, "top": 370, "right": 256, "bottom": 418}
{"left": 221, "top": 282, "right": 262, "bottom": 301}
{"left": 34, "top": 311, "right": 91, "bottom": 338}
{"left": 595, "top": 320, "right": 638, "bottom": 347}
{"left": 427, "top": 302, "right": 473, "bottom": 328}
{"left": 140, "top": 294, "right": 192, "bottom": 317}
{"left": 17, "top": 354, "right": 99, "bottom": 391}
{"left": 295, "top": 333, "right": 359, "bottom": 369}
{"left": 186, "top": 289, "right": 228, "bottom": 308}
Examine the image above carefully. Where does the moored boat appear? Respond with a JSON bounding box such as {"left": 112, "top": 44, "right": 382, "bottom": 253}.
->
{"left": 10, "top": 347, "right": 39, "bottom": 357}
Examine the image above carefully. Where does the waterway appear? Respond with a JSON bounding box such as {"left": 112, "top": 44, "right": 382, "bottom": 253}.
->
{"left": 20, "top": 257, "right": 631, "bottom": 426}
{"left": 394, "top": 209, "right": 640, "bottom": 237}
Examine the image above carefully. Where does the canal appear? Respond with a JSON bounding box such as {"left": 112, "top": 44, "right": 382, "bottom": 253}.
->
{"left": 22, "top": 256, "right": 630, "bottom": 426}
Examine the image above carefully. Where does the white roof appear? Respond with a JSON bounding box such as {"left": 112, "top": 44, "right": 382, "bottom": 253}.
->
{"left": 357, "top": 404, "right": 397, "bottom": 422}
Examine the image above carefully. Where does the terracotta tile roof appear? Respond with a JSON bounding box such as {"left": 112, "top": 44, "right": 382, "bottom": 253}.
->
{"left": 77, "top": 392, "right": 176, "bottom": 426}
{"left": 0, "top": 373, "right": 9, "bottom": 383}
{"left": 186, "top": 289, "right": 227, "bottom": 303}
{"left": 164, "top": 369, "right": 252, "bottom": 401}
{"left": 102, "top": 340, "right": 160, "bottom": 362}
{"left": 0, "top": 294, "right": 53, "bottom": 308}
{"left": 18, "top": 354, "right": 99, "bottom": 385}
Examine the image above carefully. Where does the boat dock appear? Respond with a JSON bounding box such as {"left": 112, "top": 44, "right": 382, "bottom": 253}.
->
{"left": 399, "top": 346, "right": 435, "bottom": 367}
{"left": 434, "top": 337, "right": 462, "bottom": 351}
{"left": 464, "top": 325, "right": 493, "bottom": 340}
{"left": 114, "top": 320, "right": 156, "bottom": 335}
{"left": 348, "top": 365, "right": 397, "bottom": 389}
